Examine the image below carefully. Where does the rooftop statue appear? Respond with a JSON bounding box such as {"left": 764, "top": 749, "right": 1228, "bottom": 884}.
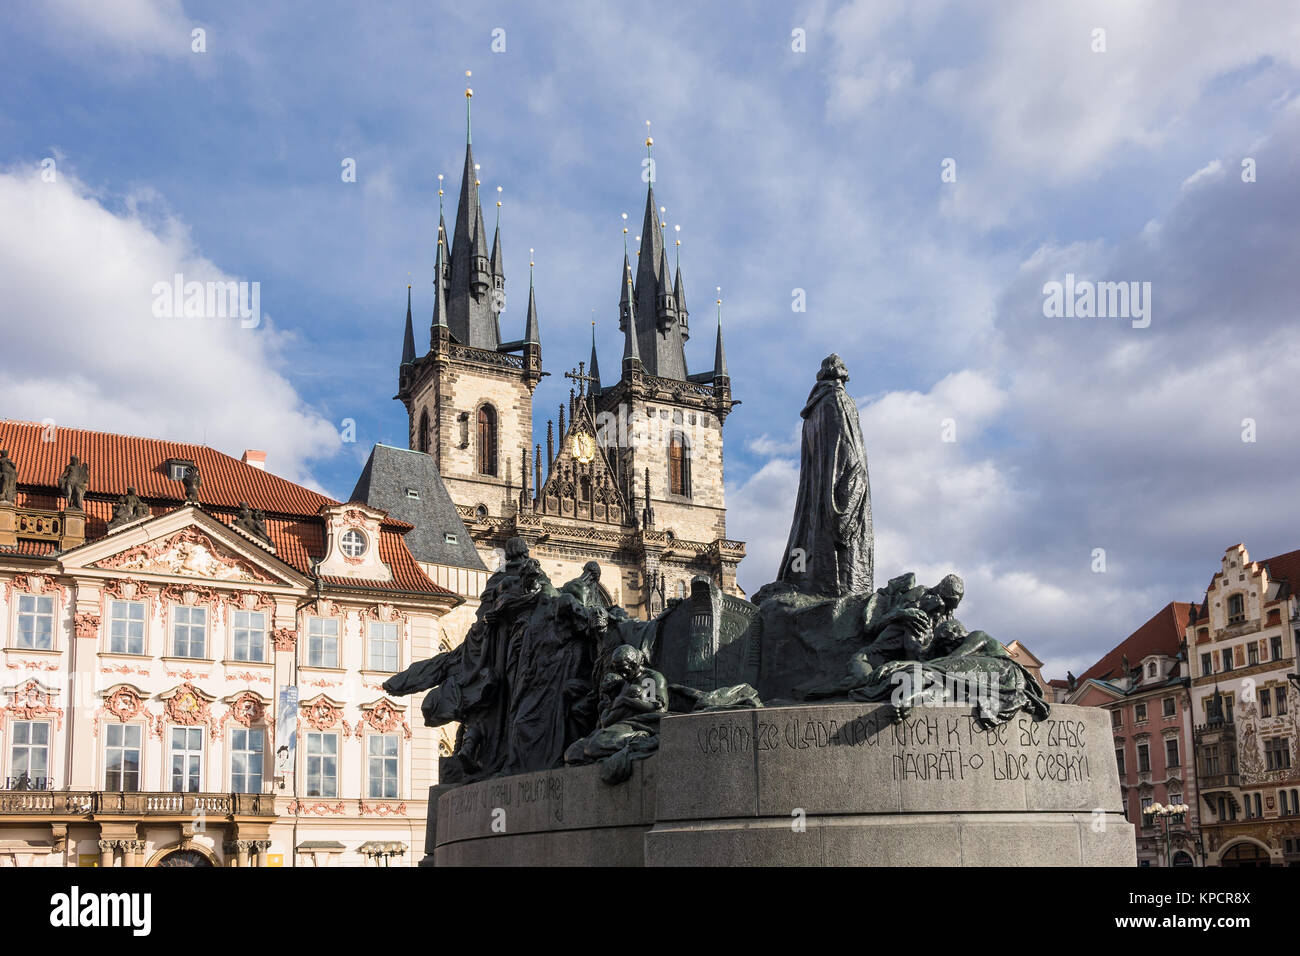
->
{"left": 0, "top": 449, "right": 16, "bottom": 504}
{"left": 59, "top": 455, "right": 90, "bottom": 511}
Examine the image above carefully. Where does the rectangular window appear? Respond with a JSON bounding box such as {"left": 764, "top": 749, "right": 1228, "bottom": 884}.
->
{"left": 1248, "top": 643, "right": 1259, "bottom": 666}
{"left": 1115, "top": 748, "right": 1125, "bottom": 776}
{"left": 1205, "top": 745, "right": 1220, "bottom": 776}
{"left": 230, "top": 727, "right": 264, "bottom": 794}
{"left": 1137, "top": 743, "right": 1151, "bottom": 773}
{"left": 306, "top": 618, "right": 338, "bottom": 668}
{"left": 1262, "top": 690, "right": 1272, "bottom": 718}
{"left": 1165, "top": 738, "right": 1179, "bottom": 767}
{"left": 169, "top": 726, "right": 203, "bottom": 793}
{"left": 1282, "top": 790, "right": 1291, "bottom": 816}
{"left": 104, "top": 723, "right": 142, "bottom": 791}
{"left": 1201, "top": 652, "right": 1213, "bottom": 676}
{"left": 232, "top": 610, "right": 266, "bottom": 663}
{"left": 1111, "top": 709, "right": 1122, "bottom": 728}
{"left": 171, "top": 605, "right": 207, "bottom": 658}
{"left": 1221, "top": 648, "right": 1234, "bottom": 672}
{"left": 1135, "top": 703, "right": 1147, "bottom": 722}
{"left": 1277, "top": 686, "right": 1288, "bottom": 716}
{"left": 367, "top": 733, "right": 399, "bottom": 799}
{"left": 16, "top": 594, "right": 54, "bottom": 650}
{"left": 368, "top": 622, "right": 399, "bottom": 672}
{"left": 108, "top": 600, "right": 146, "bottom": 655}
{"left": 1225, "top": 695, "right": 1235, "bottom": 724}
{"left": 1266, "top": 738, "right": 1292, "bottom": 772}
{"left": 9, "top": 720, "right": 50, "bottom": 788}
{"left": 1162, "top": 697, "right": 1176, "bottom": 718}
{"left": 1272, "top": 635, "right": 1283, "bottom": 660}
{"left": 1228, "top": 593, "right": 1245, "bottom": 623}
{"left": 305, "top": 732, "right": 338, "bottom": 797}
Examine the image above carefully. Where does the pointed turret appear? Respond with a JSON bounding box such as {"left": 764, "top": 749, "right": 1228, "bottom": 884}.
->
{"left": 523, "top": 263, "right": 540, "bottom": 346}
{"left": 431, "top": 235, "right": 448, "bottom": 338}
{"left": 589, "top": 322, "right": 602, "bottom": 392}
{"left": 674, "top": 263, "right": 689, "bottom": 340}
{"left": 713, "top": 299, "right": 728, "bottom": 381}
{"left": 401, "top": 286, "right": 416, "bottom": 367}
{"left": 618, "top": 252, "right": 633, "bottom": 332}
{"left": 622, "top": 263, "right": 642, "bottom": 372}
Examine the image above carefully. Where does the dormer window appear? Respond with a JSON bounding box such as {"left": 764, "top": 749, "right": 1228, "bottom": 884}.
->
{"left": 340, "top": 529, "right": 368, "bottom": 558}
{"left": 166, "top": 458, "right": 195, "bottom": 482}
{"left": 1147, "top": 662, "right": 1157, "bottom": 678}
{"left": 405, "top": 488, "right": 420, "bottom": 500}
{"left": 443, "top": 533, "right": 458, "bottom": 545}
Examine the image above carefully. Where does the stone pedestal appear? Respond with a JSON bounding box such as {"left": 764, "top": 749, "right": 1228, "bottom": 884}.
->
{"left": 430, "top": 703, "right": 1135, "bottom": 867}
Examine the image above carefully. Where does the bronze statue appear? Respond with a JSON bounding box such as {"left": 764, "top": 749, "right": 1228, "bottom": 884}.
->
{"left": 0, "top": 449, "right": 16, "bottom": 504}
{"left": 182, "top": 465, "right": 201, "bottom": 502}
{"left": 803, "top": 571, "right": 1049, "bottom": 727}
{"left": 775, "top": 354, "right": 873, "bottom": 597}
{"left": 564, "top": 644, "right": 668, "bottom": 784}
{"left": 58, "top": 456, "right": 90, "bottom": 511}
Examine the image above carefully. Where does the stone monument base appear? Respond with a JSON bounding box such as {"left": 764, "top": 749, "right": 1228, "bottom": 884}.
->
{"left": 430, "top": 702, "right": 1134, "bottom": 866}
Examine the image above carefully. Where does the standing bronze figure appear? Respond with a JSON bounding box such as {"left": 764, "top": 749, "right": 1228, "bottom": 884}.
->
{"left": 776, "top": 354, "right": 873, "bottom": 597}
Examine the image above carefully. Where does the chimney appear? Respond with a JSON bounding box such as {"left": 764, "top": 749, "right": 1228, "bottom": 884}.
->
{"left": 241, "top": 449, "right": 267, "bottom": 471}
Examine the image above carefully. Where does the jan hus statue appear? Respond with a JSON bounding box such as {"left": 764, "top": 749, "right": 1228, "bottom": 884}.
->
{"left": 776, "top": 353, "right": 873, "bottom": 597}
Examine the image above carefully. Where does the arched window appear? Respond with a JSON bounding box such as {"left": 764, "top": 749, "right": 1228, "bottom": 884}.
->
{"left": 668, "top": 430, "right": 690, "bottom": 497}
{"left": 417, "top": 409, "right": 430, "bottom": 454}
{"left": 477, "top": 405, "right": 498, "bottom": 476}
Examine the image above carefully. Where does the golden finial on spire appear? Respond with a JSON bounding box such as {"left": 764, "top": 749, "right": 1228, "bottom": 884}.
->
{"left": 496, "top": 184, "right": 502, "bottom": 207}
{"left": 645, "top": 119, "right": 653, "bottom": 150}
{"left": 465, "top": 69, "right": 473, "bottom": 98}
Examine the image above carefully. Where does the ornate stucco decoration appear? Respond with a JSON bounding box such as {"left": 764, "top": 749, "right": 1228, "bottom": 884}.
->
{"left": 357, "top": 698, "right": 412, "bottom": 740}
{"left": 73, "top": 612, "right": 101, "bottom": 639}
{"left": 96, "top": 528, "right": 275, "bottom": 584}
{"left": 2, "top": 679, "right": 65, "bottom": 731}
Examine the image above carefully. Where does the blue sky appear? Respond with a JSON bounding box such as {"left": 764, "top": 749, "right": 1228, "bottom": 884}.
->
{"left": 4, "top": 0, "right": 1300, "bottom": 679}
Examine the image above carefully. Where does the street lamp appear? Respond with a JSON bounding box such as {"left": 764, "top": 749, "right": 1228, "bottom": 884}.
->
{"left": 1143, "top": 802, "right": 1189, "bottom": 867}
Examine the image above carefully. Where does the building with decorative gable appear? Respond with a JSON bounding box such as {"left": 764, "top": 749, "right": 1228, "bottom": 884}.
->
{"left": 0, "top": 420, "right": 462, "bottom": 866}
{"left": 1185, "top": 544, "right": 1300, "bottom": 866}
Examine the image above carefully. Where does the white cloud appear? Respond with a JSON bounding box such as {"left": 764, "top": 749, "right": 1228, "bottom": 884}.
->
{"left": 0, "top": 163, "right": 340, "bottom": 488}
{"left": 37, "top": 0, "right": 192, "bottom": 57}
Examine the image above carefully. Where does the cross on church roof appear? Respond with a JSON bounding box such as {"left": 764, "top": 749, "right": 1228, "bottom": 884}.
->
{"left": 564, "top": 362, "right": 599, "bottom": 398}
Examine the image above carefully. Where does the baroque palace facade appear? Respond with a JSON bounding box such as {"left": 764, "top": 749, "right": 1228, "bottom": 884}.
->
{"left": 0, "top": 421, "right": 468, "bottom": 867}
{"left": 394, "top": 97, "right": 745, "bottom": 614}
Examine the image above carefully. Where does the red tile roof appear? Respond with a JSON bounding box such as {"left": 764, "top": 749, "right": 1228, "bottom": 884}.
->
{"left": 1260, "top": 548, "right": 1300, "bottom": 598}
{"left": 1077, "top": 601, "right": 1194, "bottom": 685}
{"left": 0, "top": 420, "right": 449, "bottom": 597}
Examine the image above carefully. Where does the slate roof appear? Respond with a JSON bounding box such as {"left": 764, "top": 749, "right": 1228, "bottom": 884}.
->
{"left": 348, "top": 444, "right": 485, "bottom": 571}
{"left": 1077, "top": 601, "right": 1194, "bottom": 685}
{"left": 0, "top": 420, "right": 449, "bottom": 597}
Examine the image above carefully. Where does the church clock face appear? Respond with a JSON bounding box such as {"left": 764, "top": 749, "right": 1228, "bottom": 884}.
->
{"left": 571, "top": 431, "right": 596, "bottom": 464}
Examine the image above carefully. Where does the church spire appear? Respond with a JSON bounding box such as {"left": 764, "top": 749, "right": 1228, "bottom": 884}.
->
{"left": 589, "top": 320, "right": 601, "bottom": 391}
{"left": 400, "top": 285, "right": 416, "bottom": 367}
{"left": 628, "top": 127, "right": 688, "bottom": 381}
{"left": 445, "top": 73, "right": 499, "bottom": 349}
